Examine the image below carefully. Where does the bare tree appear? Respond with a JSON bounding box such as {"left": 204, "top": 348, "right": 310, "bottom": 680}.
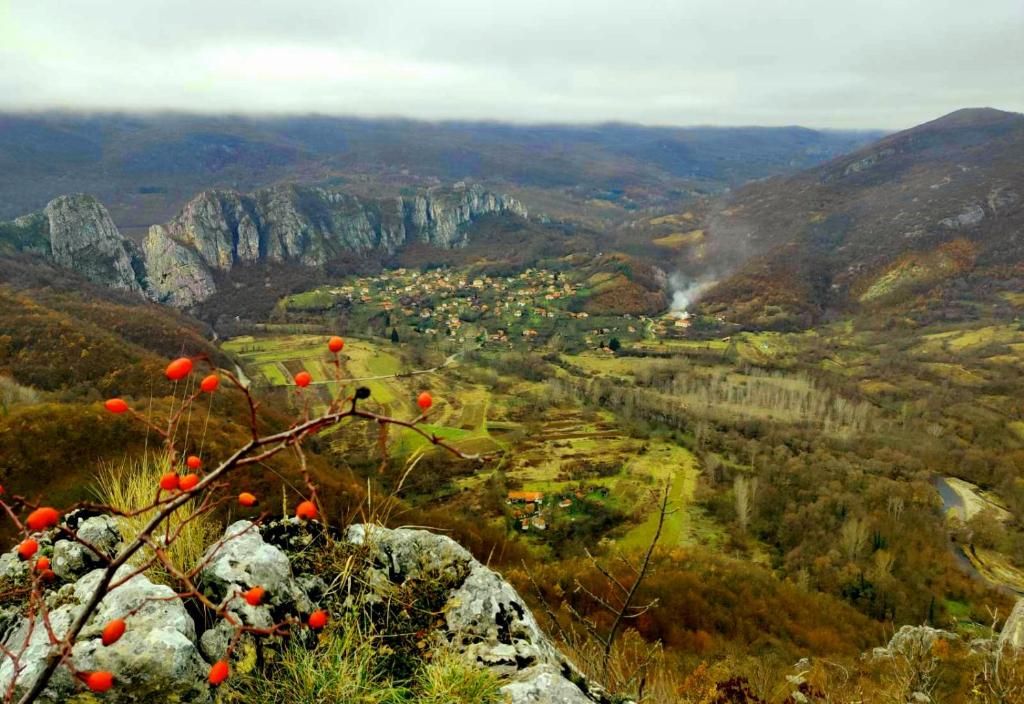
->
{"left": 735, "top": 475, "right": 758, "bottom": 533}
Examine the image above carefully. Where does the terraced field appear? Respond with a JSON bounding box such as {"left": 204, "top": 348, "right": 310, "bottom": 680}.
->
{"left": 223, "top": 333, "right": 714, "bottom": 550}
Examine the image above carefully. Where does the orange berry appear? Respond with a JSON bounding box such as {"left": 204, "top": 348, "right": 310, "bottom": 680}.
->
{"left": 328, "top": 336, "right": 345, "bottom": 353}
{"left": 85, "top": 671, "right": 114, "bottom": 692}
{"left": 238, "top": 492, "right": 257, "bottom": 508}
{"left": 243, "top": 586, "right": 266, "bottom": 606}
{"left": 208, "top": 659, "right": 229, "bottom": 686}
{"left": 294, "top": 371, "right": 312, "bottom": 388}
{"left": 186, "top": 455, "right": 202, "bottom": 470}
{"left": 295, "top": 500, "right": 318, "bottom": 521}
{"left": 102, "top": 618, "right": 126, "bottom": 646}
{"left": 159, "top": 472, "right": 180, "bottom": 491}
{"left": 17, "top": 538, "right": 38, "bottom": 560}
{"left": 417, "top": 391, "right": 433, "bottom": 411}
{"left": 26, "top": 507, "right": 60, "bottom": 531}
{"left": 34, "top": 556, "right": 50, "bottom": 571}
{"left": 165, "top": 357, "right": 193, "bottom": 381}
{"left": 104, "top": 398, "right": 129, "bottom": 414}
{"left": 308, "top": 609, "right": 329, "bottom": 630}
{"left": 39, "top": 569, "right": 56, "bottom": 583}
{"left": 200, "top": 374, "right": 220, "bottom": 393}
{"left": 179, "top": 473, "right": 200, "bottom": 491}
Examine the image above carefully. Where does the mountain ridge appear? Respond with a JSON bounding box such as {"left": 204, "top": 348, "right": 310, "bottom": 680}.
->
{"left": 694, "top": 108, "right": 1024, "bottom": 327}
{"left": 0, "top": 183, "right": 528, "bottom": 308}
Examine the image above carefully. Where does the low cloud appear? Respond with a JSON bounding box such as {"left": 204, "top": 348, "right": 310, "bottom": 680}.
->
{"left": 1, "top": 1, "right": 1021, "bottom": 128}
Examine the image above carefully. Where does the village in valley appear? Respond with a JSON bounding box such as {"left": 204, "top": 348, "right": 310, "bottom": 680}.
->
{"left": 278, "top": 265, "right": 695, "bottom": 353}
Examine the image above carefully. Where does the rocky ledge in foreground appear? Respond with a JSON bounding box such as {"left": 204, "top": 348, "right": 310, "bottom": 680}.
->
{"left": 0, "top": 514, "right": 610, "bottom": 704}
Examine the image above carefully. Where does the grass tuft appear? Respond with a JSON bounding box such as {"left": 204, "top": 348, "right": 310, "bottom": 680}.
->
{"left": 93, "top": 456, "right": 221, "bottom": 585}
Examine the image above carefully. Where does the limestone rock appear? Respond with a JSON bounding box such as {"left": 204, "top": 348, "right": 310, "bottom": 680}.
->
{"left": 872, "top": 624, "right": 957, "bottom": 660}
{"left": 43, "top": 194, "right": 143, "bottom": 293}
{"left": 0, "top": 565, "right": 209, "bottom": 703}
{"left": 52, "top": 514, "right": 123, "bottom": 581}
{"left": 198, "top": 520, "right": 312, "bottom": 659}
{"left": 939, "top": 203, "right": 985, "bottom": 229}
{"left": 502, "top": 664, "right": 599, "bottom": 704}
{"left": 999, "top": 598, "right": 1024, "bottom": 651}
{"left": 143, "top": 224, "right": 218, "bottom": 307}
{"left": 345, "top": 523, "right": 609, "bottom": 703}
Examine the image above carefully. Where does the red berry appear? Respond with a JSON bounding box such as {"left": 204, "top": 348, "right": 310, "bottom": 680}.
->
{"left": 102, "top": 618, "right": 126, "bottom": 646}
{"left": 26, "top": 507, "right": 60, "bottom": 531}
{"left": 179, "top": 473, "right": 200, "bottom": 491}
{"left": 104, "top": 398, "right": 129, "bottom": 414}
{"left": 294, "top": 371, "right": 312, "bottom": 388}
{"left": 165, "top": 357, "right": 193, "bottom": 381}
{"left": 159, "top": 472, "right": 180, "bottom": 491}
{"left": 295, "top": 500, "right": 318, "bottom": 521}
{"left": 417, "top": 391, "right": 433, "bottom": 411}
{"left": 238, "top": 492, "right": 257, "bottom": 508}
{"left": 208, "top": 660, "right": 230, "bottom": 686}
{"left": 186, "top": 455, "right": 202, "bottom": 470}
{"left": 328, "top": 336, "right": 345, "bottom": 353}
{"left": 34, "top": 556, "right": 50, "bottom": 571}
{"left": 308, "top": 609, "right": 329, "bottom": 630}
{"left": 39, "top": 569, "right": 56, "bottom": 583}
{"left": 200, "top": 374, "right": 220, "bottom": 393}
{"left": 85, "top": 671, "right": 114, "bottom": 692}
{"left": 17, "top": 539, "right": 38, "bottom": 560}
{"left": 243, "top": 586, "right": 266, "bottom": 606}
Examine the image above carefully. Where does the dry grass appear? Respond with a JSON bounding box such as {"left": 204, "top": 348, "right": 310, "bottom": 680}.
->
{"left": 93, "top": 456, "right": 221, "bottom": 585}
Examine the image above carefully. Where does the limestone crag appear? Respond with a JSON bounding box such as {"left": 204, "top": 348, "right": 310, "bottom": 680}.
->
{"left": 0, "top": 183, "right": 527, "bottom": 308}
{"left": 154, "top": 183, "right": 527, "bottom": 271}
{"left": 44, "top": 195, "right": 144, "bottom": 293}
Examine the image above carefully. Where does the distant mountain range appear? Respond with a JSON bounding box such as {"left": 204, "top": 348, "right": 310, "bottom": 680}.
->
{"left": 695, "top": 108, "right": 1024, "bottom": 327}
{"left": 0, "top": 112, "right": 884, "bottom": 228}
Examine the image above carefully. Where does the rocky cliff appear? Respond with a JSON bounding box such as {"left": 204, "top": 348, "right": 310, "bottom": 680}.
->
{"left": 0, "top": 184, "right": 527, "bottom": 307}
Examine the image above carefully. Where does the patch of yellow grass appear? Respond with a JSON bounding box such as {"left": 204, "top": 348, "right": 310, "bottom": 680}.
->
{"left": 648, "top": 212, "right": 694, "bottom": 226}
{"left": 94, "top": 456, "right": 221, "bottom": 585}
{"left": 651, "top": 230, "right": 705, "bottom": 249}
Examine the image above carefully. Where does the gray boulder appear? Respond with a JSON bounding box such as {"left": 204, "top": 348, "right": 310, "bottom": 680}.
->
{"left": 0, "top": 565, "right": 209, "bottom": 703}
{"left": 872, "top": 624, "right": 957, "bottom": 660}
{"left": 998, "top": 598, "right": 1024, "bottom": 651}
{"left": 198, "top": 520, "right": 312, "bottom": 659}
{"left": 52, "top": 514, "right": 123, "bottom": 581}
{"left": 345, "top": 523, "right": 611, "bottom": 703}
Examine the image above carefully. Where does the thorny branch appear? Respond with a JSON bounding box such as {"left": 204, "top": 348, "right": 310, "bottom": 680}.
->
{"left": 0, "top": 347, "right": 484, "bottom": 704}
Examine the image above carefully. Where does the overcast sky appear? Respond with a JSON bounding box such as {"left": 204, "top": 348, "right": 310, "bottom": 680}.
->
{"left": 1, "top": 0, "right": 1021, "bottom": 129}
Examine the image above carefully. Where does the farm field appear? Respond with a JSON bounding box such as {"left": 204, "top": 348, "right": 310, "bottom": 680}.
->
{"left": 223, "top": 331, "right": 718, "bottom": 553}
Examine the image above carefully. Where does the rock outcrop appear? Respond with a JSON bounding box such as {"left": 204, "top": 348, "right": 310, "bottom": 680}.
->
{"left": 0, "top": 516, "right": 604, "bottom": 703}
{"left": 44, "top": 195, "right": 144, "bottom": 293}
{"left": 0, "top": 518, "right": 209, "bottom": 703}
{"left": 0, "top": 183, "right": 527, "bottom": 308}
{"left": 344, "top": 524, "right": 609, "bottom": 704}
{"left": 998, "top": 598, "right": 1024, "bottom": 651}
